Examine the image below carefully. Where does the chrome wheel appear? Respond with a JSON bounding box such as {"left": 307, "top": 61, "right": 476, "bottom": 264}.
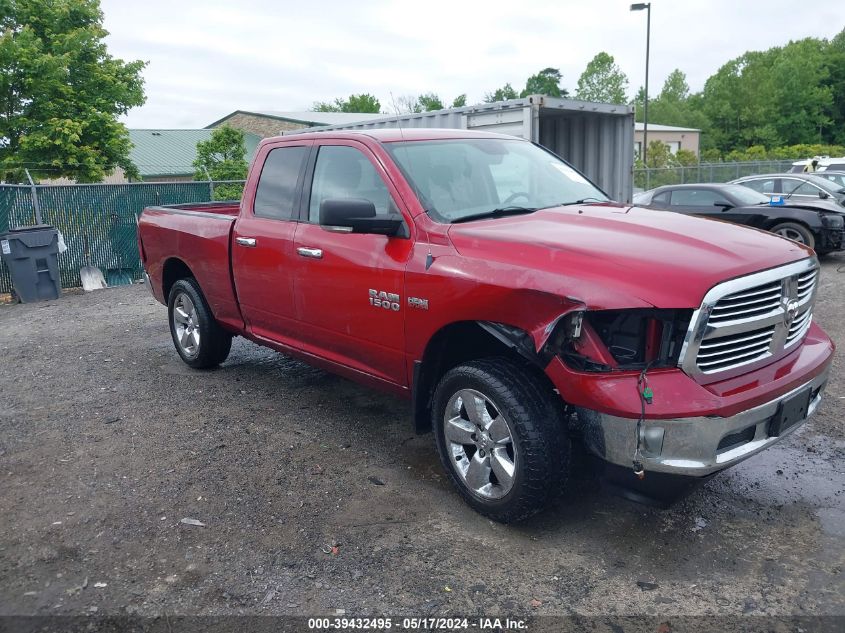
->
{"left": 172, "top": 292, "right": 200, "bottom": 357}
{"left": 774, "top": 226, "right": 807, "bottom": 244}
{"left": 444, "top": 389, "right": 517, "bottom": 499}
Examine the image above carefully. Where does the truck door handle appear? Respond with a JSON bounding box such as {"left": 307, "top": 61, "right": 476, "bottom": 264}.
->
{"left": 297, "top": 247, "right": 323, "bottom": 259}
{"left": 235, "top": 237, "right": 257, "bottom": 247}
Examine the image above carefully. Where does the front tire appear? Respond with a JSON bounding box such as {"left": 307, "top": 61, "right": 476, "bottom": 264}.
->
{"left": 432, "top": 358, "right": 569, "bottom": 523}
{"left": 168, "top": 278, "right": 232, "bottom": 369}
{"left": 771, "top": 222, "right": 815, "bottom": 249}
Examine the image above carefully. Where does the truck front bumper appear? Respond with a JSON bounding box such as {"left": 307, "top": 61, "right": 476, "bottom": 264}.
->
{"left": 576, "top": 367, "right": 828, "bottom": 477}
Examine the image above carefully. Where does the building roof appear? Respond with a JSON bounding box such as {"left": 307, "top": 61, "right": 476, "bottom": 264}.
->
{"left": 635, "top": 122, "right": 700, "bottom": 132}
{"left": 206, "top": 110, "right": 386, "bottom": 129}
{"left": 128, "top": 128, "right": 262, "bottom": 178}
{"left": 276, "top": 128, "right": 524, "bottom": 143}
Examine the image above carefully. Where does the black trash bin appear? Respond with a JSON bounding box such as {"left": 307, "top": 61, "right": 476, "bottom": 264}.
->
{"left": 0, "top": 225, "right": 62, "bottom": 302}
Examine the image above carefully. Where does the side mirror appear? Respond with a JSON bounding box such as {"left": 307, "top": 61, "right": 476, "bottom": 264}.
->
{"left": 713, "top": 200, "right": 733, "bottom": 210}
{"left": 320, "top": 199, "right": 404, "bottom": 236}
{"left": 818, "top": 191, "right": 830, "bottom": 199}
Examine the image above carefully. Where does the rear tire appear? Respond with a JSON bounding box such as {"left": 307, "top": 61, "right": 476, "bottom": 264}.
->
{"left": 168, "top": 278, "right": 232, "bottom": 369}
{"left": 432, "top": 357, "right": 569, "bottom": 523}
{"left": 770, "top": 222, "right": 815, "bottom": 249}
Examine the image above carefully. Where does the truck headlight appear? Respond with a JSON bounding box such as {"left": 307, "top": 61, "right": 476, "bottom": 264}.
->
{"left": 821, "top": 213, "right": 844, "bottom": 228}
{"left": 557, "top": 308, "right": 693, "bottom": 372}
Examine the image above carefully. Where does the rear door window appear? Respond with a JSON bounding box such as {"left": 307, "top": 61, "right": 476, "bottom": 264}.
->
{"left": 253, "top": 146, "right": 309, "bottom": 220}
{"left": 741, "top": 178, "right": 776, "bottom": 194}
{"left": 669, "top": 189, "right": 721, "bottom": 206}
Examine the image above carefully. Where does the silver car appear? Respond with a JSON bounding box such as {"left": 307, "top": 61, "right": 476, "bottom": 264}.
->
{"left": 730, "top": 173, "right": 845, "bottom": 207}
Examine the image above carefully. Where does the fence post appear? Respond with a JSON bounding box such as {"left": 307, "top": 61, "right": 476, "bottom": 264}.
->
{"left": 202, "top": 166, "right": 214, "bottom": 200}
{"left": 24, "top": 169, "right": 43, "bottom": 225}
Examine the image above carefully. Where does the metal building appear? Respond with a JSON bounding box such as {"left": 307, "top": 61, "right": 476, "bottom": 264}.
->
{"left": 289, "top": 96, "right": 635, "bottom": 203}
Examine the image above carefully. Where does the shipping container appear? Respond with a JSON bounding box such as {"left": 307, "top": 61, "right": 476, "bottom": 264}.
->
{"left": 288, "top": 96, "right": 635, "bottom": 202}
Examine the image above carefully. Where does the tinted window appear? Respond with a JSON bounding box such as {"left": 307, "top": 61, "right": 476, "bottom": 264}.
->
{"left": 741, "top": 178, "right": 776, "bottom": 194}
{"left": 818, "top": 172, "right": 845, "bottom": 188}
{"left": 782, "top": 179, "right": 820, "bottom": 196}
{"left": 309, "top": 146, "right": 394, "bottom": 223}
{"left": 253, "top": 146, "right": 308, "bottom": 220}
{"left": 722, "top": 185, "right": 769, "bottom": 205}
{"left": 651, "top": 191, "right": 670, "bottom": 208}
{"left": 669, "top": 189, "right": 721, "bottom": 206}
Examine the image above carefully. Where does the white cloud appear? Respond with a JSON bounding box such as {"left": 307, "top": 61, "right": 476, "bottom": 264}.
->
{"left": 99, "top": 0, "right": 844, "bottom": 128}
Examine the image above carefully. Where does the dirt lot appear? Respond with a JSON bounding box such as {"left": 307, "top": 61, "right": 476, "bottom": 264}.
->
{"left": 1, "top": 256, "right": 843, "bottom": 623}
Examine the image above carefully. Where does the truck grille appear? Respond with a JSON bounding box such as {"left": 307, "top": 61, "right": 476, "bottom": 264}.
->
{"left": 679, "top": 258, "right": 819, "bottom": 382}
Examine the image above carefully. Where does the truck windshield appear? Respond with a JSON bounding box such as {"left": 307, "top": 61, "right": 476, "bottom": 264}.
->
{"left": 386, "top": 139, "right": 609, "bottom": 223}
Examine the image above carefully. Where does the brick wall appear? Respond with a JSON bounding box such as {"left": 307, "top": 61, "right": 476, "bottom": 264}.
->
{"left": 211, "top": 113, "right": 309, "bottom": 138}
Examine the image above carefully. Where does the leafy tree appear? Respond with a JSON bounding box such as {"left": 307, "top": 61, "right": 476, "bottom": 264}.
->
{"left": 313, "top": 93, "right": 381, "bottom": 113}
{"left": 484, "top": 83, "right": 519, "bottom": 102}
{"left": 635, "top": 70, "right": 710, "bottom": 135}
{"left": 825, "top": 29, "right": 845, "bottom": 144}
{"left": 575, "top": 52, "right": 629, "bottom": 103}
{"left": 417, "top": 92, "right": 445, "bottom": 111}
{"left": 193, "top": 126, "right": 248, "bottom": 201}
{"left": 0, "top": 0, "right": 146, "bottom": 182}
{"left": 520, "top": 68, "right": 568, "bottom": 98}
{"left": 451, "top": 94, "right": 467, "bottom": 108}
{"left": 660, "top": 69, "right": 690, "bottom": 102}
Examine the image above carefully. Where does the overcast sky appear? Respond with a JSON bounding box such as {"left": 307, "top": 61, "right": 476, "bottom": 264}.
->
{"left": 99, "top": 0, "right": 843, "bottom": 129}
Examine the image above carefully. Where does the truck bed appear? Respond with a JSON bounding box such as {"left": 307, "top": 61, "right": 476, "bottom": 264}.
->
{"left": 138, "top": 201, "right": 243, "bottom": 331}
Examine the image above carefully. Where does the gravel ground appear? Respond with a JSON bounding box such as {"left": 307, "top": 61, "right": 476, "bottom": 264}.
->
{"left": 0, "top": 256, "right": 843, "bottom": 621}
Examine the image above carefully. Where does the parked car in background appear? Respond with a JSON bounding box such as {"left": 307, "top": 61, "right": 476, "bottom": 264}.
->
{"left": 813, "top": 170, "right": 845, "bottom": 190}
{"left": 633, "top": 183, "right": 845, "bottom": 252}
{"left": 730, "top": 173, "right": 845, "bottom": 207}
{"left": 789, "top": 157, "right": 845, "bottom": 173}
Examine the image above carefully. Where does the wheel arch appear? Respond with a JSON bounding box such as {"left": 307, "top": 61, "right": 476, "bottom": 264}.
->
{"left": 162, "top": 257, "right": 195, "bottom": 300}
{"left": 411, "top": 320, "right": 553, "bottom": 434}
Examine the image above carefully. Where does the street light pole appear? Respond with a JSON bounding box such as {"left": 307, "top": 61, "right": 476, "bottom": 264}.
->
{"left": 631, "top": 3, "right": 651, "bottom": 168}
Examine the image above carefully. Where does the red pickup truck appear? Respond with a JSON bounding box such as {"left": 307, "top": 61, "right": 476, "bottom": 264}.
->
{"left": 138, "top": 129, "right": 834, "bottom": 522}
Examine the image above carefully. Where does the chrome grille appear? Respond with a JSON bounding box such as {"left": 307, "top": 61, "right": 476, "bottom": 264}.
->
{"left": 696, "top": 325, "right": 776, "bottom": 372}
{"left": 786, "top": 308, "right": 812, "bottom": 346}
{"left": 679, "top": 258, "right": 819, "bottom": 382}
{"left": 708, "top": 281, "right": 782, "bottom": 324}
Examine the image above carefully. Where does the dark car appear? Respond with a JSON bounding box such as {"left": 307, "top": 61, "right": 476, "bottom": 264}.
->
{"left": 633, "top": 183, "right": 845, "bottom": 253}
{"left": 730, "top": 173, "right": 845, "bottom": 207}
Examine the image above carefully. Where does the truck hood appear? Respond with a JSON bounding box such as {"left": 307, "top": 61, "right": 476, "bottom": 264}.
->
{"left": 447, "top": 203, "right": 811, "bottom": 309}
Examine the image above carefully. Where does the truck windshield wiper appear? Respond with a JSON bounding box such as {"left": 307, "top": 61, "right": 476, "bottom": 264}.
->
{"left": 539, "top": 197, "right": 606, "bottom": 209}
{"left": 451, "top": 206, "right": 538, "bottom": 223}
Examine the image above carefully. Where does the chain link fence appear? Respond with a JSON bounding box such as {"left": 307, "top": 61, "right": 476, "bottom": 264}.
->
{"left": 0, "top": 180, "right": 245, "bottom": 294}
{"left": 634, "top": 160, "right": 796, "bottom": 191}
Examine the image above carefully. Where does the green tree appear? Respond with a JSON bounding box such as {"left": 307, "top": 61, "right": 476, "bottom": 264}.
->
{"left": 313, "top": 93, "right": 381, "bottom": 113}
{"left": 636, "top": 70, "right": 710, "bottom": 135}
{"left": 417, "top": 92, "right": 444, "bottom": 111}
{"left": 660, "top": 69, "right": 690, "bottom": 102}
{"left": 575, "top": 52, "right": 629, "bottom": 103}
{"left": 451, "top": 94, "right": 467, "bottom": 108}
{"left": 484, "top": 83, "right": 519, "bottom": 102}
{"left": 193, "top": 126, "right": 248, "bottom": 201}
{"left": 825, "top": 29, "right": 845, "bottom": 144}
{"left": 0, "top": 0, "right": 146, "bottom": 182}
{"left": 521, "top": 67, "right": 567, "bottom": 98}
